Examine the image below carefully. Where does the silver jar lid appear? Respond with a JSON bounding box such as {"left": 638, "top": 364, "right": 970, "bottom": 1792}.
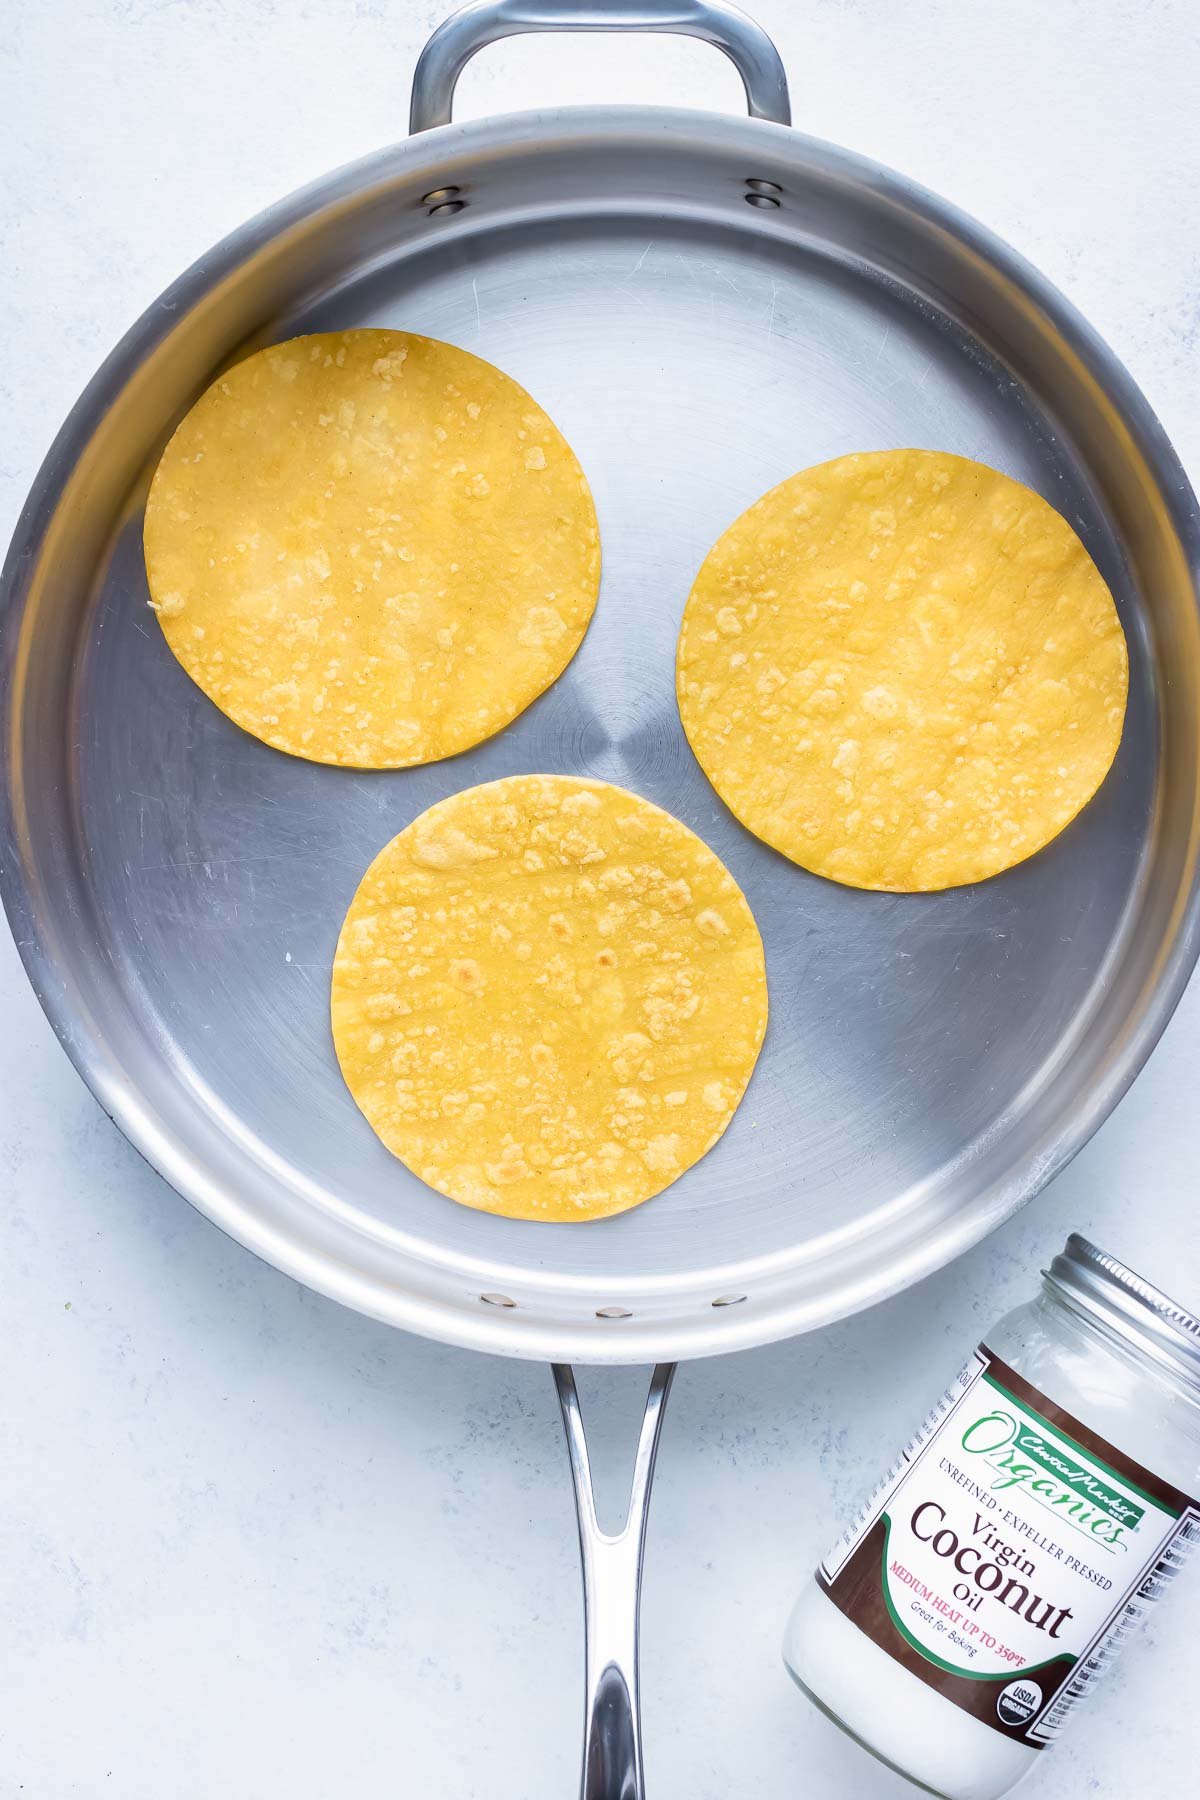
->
{"left": 1045, "top": 1233, "right": 1200, "bottom": 1394}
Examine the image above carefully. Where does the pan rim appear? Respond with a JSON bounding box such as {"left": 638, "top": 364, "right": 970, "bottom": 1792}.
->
{"left": 4, "top": 105, "right": 1200, "bottom": 1363}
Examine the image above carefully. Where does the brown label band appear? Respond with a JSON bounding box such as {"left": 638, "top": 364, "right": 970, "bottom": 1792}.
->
{"left": 818, "top": 1517, "right": 1072, "bottom": 1744}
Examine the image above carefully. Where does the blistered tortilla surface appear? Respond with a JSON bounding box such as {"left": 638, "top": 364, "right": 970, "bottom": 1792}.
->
{"left": 144, "top": 329, "right": 600, "bottom": 766}
{"left": 676, "top": 450, "right": 1128, "bottom": 891}
{"left": 331, "top": 775, "right": 768, "bottom": 1222}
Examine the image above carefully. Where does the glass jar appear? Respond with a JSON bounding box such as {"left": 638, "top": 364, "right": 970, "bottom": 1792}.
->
{"left": 783, "top": 1234, "right": 1200, "bottom": 1799}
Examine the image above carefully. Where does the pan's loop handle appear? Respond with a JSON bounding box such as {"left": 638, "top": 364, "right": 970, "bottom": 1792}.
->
{"left": 554, "top": 1363, "right": 677, "bottom": 1800}
{"left": 409, "top": 0, "right": 791, "bottom": 134}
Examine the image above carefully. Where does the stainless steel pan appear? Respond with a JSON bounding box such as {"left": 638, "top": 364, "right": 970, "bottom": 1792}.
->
{"left": 4, "top": 4, "right": 1200, "bottom": 1794}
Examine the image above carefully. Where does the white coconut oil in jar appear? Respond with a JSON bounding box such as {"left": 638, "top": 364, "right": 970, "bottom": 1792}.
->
{"left": 783, "top": 1234, "right": 1200, "bottom": 1799}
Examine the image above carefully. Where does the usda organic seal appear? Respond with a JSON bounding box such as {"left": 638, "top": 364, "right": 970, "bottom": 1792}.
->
{"left": 996, "top": 1680, "right": 1041, "bottom": 1728}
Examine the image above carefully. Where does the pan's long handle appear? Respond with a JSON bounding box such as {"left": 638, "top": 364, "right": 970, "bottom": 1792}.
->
{"left": 553, "top": 1363, "right": 677, "bottom": 1800}
{"left": 409, "top": 0, "right": 791, "bottom": 134}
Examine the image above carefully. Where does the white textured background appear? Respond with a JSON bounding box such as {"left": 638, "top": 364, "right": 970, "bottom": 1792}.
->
{"left": 3, "top": 3, "right": 1199, "bottom": 1795}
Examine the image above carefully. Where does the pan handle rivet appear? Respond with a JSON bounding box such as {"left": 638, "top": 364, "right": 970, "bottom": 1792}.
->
{"left": 712, "top": 1293, "right": 748, "bottom": 1306}
{"left": 421, "top": 186, "right": 461, "bottom": 204}
{"left": 745, "top": 191, "right": 781, "bottom": 210}
{"left": 596, "top": 1305, "right": 633, "bottom": 1319}
{"left": 428, "top": 200, "right": 467, "bottom": 217}
{"left": 480, "top": 1291, "right": 517, "bottom": 1308}
{"left": 745, "top": 178, "right": 782, "bottom": 194}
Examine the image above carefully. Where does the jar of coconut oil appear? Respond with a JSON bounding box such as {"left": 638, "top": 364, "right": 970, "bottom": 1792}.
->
{"left": 783, "top": 1235, "right": 1200, "bottom": 1799}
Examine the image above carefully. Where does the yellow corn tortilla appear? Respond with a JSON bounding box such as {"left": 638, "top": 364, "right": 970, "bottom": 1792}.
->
{"left": 677, "top": 449, "right": 1128, "bottom": 891}
{"left": 144, "top": 329, "right": 600, "bottom": 767}
{"left": 331, "top": 775, "right": 768, "bottom": 1222}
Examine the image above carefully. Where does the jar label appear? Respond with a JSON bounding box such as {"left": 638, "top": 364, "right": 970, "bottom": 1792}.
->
{"left": 817, "top": 1345, "right": 1200, "bottom": 1746}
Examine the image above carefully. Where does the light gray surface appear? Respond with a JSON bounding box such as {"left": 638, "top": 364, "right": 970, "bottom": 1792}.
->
{"left": 2, "top": 1, "right": 1199, "bottom": 1795}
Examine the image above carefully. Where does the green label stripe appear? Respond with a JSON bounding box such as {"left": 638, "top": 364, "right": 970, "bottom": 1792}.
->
{"left": 879, "top": 1514, "right": 1077, "bottom": 1683}
{"left": 982, "top": 1374, "right": 1176, "bottom": 1519}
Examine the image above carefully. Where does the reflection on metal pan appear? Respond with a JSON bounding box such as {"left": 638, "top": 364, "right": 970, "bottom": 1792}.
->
{"left": 3, "top": 7, "right": 1199, "bottom": 1366}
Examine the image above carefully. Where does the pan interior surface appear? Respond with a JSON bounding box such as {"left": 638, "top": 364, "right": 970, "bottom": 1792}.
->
{"left": 4, "top": 117, "right": 1197, "bottom": 1360}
